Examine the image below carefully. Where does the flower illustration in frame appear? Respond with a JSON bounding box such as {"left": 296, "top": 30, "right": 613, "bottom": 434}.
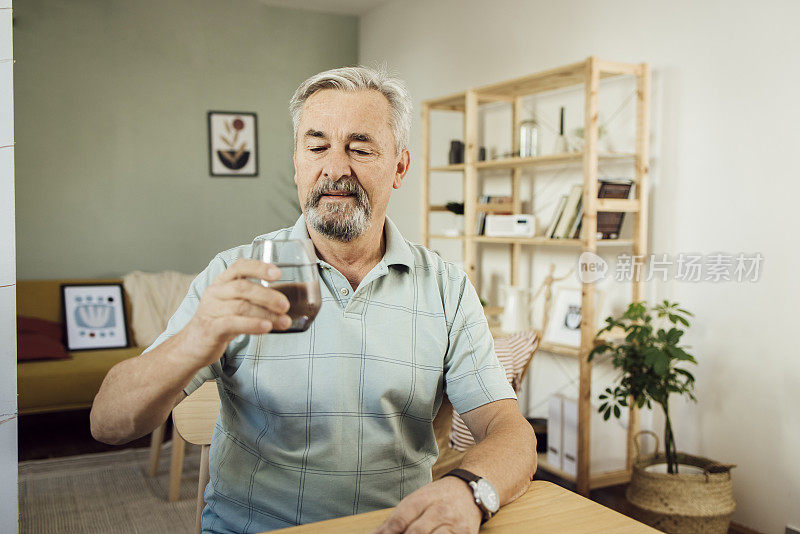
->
{"left": 208, "top": 111, "right": 259, "bottom": 176}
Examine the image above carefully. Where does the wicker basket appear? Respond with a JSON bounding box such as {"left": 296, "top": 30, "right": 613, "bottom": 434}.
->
{"left": 626, "top": 431, "right": 736, "bottom": 534}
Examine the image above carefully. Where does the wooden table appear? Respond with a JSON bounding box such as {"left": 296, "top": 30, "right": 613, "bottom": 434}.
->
{"left": 270, "top": 480, "right": 657, "bottom": 533}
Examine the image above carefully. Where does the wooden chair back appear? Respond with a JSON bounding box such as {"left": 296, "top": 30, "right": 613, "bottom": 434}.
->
{"left": 172, "top": 381, "right": 220, "bottom": 534}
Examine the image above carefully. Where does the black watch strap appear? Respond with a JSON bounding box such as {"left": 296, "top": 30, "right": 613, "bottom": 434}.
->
{"left": 443, "top": 468, "right": 494, "bottom": 524}
{"left": 444, "top": 468, "right": 481, "bottom": 484}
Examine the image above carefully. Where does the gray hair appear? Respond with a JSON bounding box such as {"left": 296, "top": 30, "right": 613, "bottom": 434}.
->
{"left": 289, "top": 65, "right": 412, "bottom": 153}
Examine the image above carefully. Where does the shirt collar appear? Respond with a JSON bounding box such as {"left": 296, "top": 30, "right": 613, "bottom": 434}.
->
{"left": 289, "top": 214, "right": 415, "bottom": 270}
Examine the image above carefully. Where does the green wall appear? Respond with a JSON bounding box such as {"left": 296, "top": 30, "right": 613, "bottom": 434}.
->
{"left": 14, "top": 0, "right": 358, "bottom": 278}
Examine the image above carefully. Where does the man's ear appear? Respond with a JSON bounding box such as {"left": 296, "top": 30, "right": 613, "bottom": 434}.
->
{"left": 393, "top": 149, "right": 411, "bottom": 189}
{"left": 292, "top": 150, "right": 299, "bottom": 185}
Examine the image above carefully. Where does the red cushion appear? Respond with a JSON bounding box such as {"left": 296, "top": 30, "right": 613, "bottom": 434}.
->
{"left": 17, "top": 316, "right": 64, "bottom": 342}
{"left": 17, "top": 332, "right": 71, "bottom": 361}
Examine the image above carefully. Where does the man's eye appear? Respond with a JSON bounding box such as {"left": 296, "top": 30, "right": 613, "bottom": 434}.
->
{"left": 309, "top": 146, "right": 327, "bottom": 152}
{"left": 351, "top": 149, "right": 371, "bottom": 156}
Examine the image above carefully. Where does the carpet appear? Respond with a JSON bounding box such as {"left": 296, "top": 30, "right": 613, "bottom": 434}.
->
{"left": 19, "top": 442, "right": 201, "bottom": 534}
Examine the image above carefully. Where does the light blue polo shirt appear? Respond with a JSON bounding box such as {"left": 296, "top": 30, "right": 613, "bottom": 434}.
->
{"left": 146, "top": 215, "right": 515, "bottom": 533}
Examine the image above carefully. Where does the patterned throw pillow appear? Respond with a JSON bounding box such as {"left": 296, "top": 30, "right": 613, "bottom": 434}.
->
{"left": 448, "top": 330, "right": 539, "bottom": 451}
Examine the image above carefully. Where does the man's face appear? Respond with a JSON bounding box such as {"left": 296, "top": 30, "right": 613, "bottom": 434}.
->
{"left": 293, "top": 89, "right": 409, "bottom": 242}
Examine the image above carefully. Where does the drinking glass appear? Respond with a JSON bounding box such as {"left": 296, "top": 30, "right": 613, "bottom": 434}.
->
{"left": 251, "top": 238, "right": 322, "bottom": 333}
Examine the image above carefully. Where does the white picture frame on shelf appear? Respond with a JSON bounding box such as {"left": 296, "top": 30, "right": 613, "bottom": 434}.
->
{"left": 544, "top": 287, "right": 604, "bottom": 348}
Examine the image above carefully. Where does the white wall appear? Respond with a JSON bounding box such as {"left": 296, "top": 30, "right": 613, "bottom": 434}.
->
{"left": 0, "top": 0, "right": 16, "bottom": 531}
{"left": 360, "top": 1, "right": 800, "bottom": 533}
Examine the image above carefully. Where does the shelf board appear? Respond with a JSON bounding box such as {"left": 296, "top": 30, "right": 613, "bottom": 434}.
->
{"left": 425, "top": 91, "right": 516, "bottom": 111}
{"left": 475, "top": 59, "right": 633, "bottom": 99}
{"left": 428, "top": 205, "right": 450, "bottom": 212}
{"left": 589, "top": 468, "right": 632, "bottom": 490}
{"left": 428, "top": 153, "right": 633, "bottom": 173}
{"left": 429, "top": 163, "right": 465, "bottom": 172}
{"left": 539, "top": 341, "right": 581, "bottom": 358}
{"left": 423, "top": 59, "right": 640, "bottom": 109}
{"left": 428, "top": 234, "right": 634, "bottom": 247}
{"left": 425, "top": 91, "right": 467, "bottom": 111}
{"left": 476, "top": 152, "right": 635, "bottom": 170}
{"left": 597, "top": 198, "right": 639, "bottom": 212}
{"left": 537, "top": 454, "right": 631, "bottom": 489}
{"left": 428, "top": 233, "right": 463, "bottom": 240}
{"left": 487, "top": 323, "right": 626, "bottom": 358}
{"left": 475, "top": 236, "right": 577, "bottom": 246}
{"left": 474, "top": 236, "right": 634, "bottom": 247}
{"left": 487, "top": 325, "right": 580, "bottom": 358}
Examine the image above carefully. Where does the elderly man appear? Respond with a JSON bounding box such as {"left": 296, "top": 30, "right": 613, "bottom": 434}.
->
{"left": 91, "top": 66, "right": 536, "bottom": 533}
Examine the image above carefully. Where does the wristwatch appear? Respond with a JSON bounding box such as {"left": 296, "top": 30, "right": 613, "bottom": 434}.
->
{"left": 443, "top": 468, "right": 500, "bottom": 522}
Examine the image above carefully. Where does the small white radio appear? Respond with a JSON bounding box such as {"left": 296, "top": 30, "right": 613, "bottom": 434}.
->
{"left": 484, "top": 215, "right": 537, "bottom": 237}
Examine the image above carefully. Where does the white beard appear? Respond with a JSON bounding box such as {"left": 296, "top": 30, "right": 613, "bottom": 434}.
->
{"left": 304, "top": 179, "right": 372, "bottom": 242}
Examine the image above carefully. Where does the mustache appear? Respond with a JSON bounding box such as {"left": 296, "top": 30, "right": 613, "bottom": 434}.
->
{"left": 306, "top": 177, "right": 369, "bottom": 208}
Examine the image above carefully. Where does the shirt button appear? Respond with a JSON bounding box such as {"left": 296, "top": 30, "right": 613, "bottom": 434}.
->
{"left": 339, "top": 287, "right": 349, "bottom": 296}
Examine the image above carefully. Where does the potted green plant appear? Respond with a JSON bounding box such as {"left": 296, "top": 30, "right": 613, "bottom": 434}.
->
{"left": 589, "top": 300, "right": 735, "bottom": 534}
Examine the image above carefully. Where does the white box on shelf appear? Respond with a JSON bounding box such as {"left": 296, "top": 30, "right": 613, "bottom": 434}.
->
{"left": 562, "top": 396, "right": 579, "bottom": 477}
{"left": 547, "top": 395, "right": 563, "bottom": 469}
{"left": 484, "top": 215, "right": 536, "bottom": 237}
{"left": 556, "top": 396, "right": 628, "bottom": 477}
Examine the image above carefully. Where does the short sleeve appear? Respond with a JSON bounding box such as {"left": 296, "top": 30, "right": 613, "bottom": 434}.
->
{"left": 442, "top": 268, "right": 516, "bottom": 415}
{"left": 142, "top": 254, "right": 230, "bottom": 396}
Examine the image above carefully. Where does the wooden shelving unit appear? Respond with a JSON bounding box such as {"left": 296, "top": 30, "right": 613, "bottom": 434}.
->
{"left": 420, "top": 57, "right": 651, "bottom": 495}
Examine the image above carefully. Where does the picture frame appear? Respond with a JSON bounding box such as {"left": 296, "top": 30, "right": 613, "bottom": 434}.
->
{"left": 61, "top": 283, "right": 130, "bottom": 351}
{"left": 543, "top": 287, "right": 604, "bottom": 348}
{"left": 207, "top": 111, "right": 259, "bottom": 177}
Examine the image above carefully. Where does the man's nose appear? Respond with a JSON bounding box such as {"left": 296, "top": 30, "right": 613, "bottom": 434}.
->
{"left": 321, "top": 148, "right": 352, "bottom": 180}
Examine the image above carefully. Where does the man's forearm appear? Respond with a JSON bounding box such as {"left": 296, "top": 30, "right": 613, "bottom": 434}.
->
{"left": 89, "top": 329, "right": 203, "bottom": 445}
{"left": 458, "top": 411, "right": 537, "bottom": 505}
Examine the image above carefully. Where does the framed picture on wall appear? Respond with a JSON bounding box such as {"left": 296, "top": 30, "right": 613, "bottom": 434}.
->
{"left": 61, "top": 283, "right": 130, "bottom": 351}
{"left": 208, "top": 111, "right": 259, "bottom": 177}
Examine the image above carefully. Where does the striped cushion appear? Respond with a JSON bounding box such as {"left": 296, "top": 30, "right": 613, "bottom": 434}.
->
{"left": 448, "top": 330, "right": 539, "bottom": 452}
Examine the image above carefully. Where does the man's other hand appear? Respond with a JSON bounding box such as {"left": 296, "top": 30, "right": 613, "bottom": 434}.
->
{"left": 372, "top": 476, "right": 482, "bottom": 534}
{"left": 181, "top": 258, "right": 292, "bottom": 368}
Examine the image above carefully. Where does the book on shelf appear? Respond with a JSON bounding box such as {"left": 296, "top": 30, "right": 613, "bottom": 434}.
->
{"left": 553, "top": 184, "right": 582, "bottom": 239}
{"left": 567, "top": 200, "right": 583, "bottom": 239}
{"left": 545, "top": 195, "right": 568, "bottom": 239}
{"left": 475, "top": 195, "right": 487, "bottom": 235}
{"left": 544, "top": 178, "right": 634, "bottom": 240}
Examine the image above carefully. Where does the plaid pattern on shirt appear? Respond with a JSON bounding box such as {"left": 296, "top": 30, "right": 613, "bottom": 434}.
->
{"left": 145, "top": 215, "right": 515, "bottom": 533}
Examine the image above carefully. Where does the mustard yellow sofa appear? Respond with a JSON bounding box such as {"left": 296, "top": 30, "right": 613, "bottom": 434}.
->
{"left": 16, "top": 279, "right": 143, "bottom": 415}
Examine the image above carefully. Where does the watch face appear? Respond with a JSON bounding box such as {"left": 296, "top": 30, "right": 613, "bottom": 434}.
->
{"left": 475, "top": 478, "right": 500, "bottom": 513}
